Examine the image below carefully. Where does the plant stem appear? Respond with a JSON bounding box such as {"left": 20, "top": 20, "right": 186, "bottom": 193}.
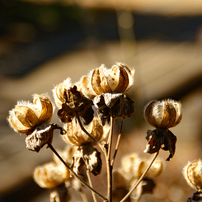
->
{"left": 86, "top": 169, "right": 98, "bottom": 202}
{"left": 106, "top": 115, "right": 114, "bottom": 202}
{"left": 47, "top": 142, "right": 107, "bottom": 202}
{"left": 111, "top": 121, "right": 123, "bottom": 167}
{"left": 120, "top": 152, "right": 159, "bottom": 202}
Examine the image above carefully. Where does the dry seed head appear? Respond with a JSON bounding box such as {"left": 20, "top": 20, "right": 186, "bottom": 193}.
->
{"left": 62, "top": 117, "right": 110, "bottom": 146}
{"left": 8, "top": 94, "right": 53, "bottom": 135}
{"left": 142, "top": 159, "right": 164, "bottom": 178}
{"left": 33, "top": 162, "right": 70, "bottom": 189}
{"left": 80, "top": 62, "right": 135, "bottom": 98}
{"left": 183, "top": 160, "right": 202, "bottom": 191}
{"left": 120, "top": 153, "right": 144, "bottom": 179}
{"left": 144, "top": 99, "right": 182, "bottom": 129}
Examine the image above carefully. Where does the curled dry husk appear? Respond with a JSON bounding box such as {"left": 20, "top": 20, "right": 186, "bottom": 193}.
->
{"left": 94, "top": 93, "right": 134, "bottom": 125}
{"left": 62, "top": 117, "right": 110, "bottom": 146}
{"left": 144, "top": 99, "right": 182, "bottom": 129}
{"left": 71, "top": 144, "right": 102, "bottom": 176}
{"left": 53, "top": 78, "right": 93, "bottom": 125}
{"left": 144, "top": 128, "right": 177, "bottom": 161}
{"left": 80, "top": 62, "right": 135, "bottom": 99}
{"left": 8, "top": 94, "right": 53, "bottom": 135}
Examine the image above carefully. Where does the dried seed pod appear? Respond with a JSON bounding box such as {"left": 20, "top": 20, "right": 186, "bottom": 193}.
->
{"left": 33, "top": 162, "right": 70, "bottom": 189}
{"left": 183, "top": 160, "right": 202, "bottom": 192}
{"left": 144, "top": 99, "right": 182, "bottom": 129}
{"left": 8, "top": 94, "right": 53, "bottom": 135}
{"left": 120, "top": 152, "right": 163, "bottom": 179}
{"left": 62, "top": 117, "right": 110, "bottom": 146}
{"left": 141, "top": 159, "right": 164, "bottom": 178}
{"left": 120, "top": 153, "right": 145, "bottom": 179}
{"left": 80, "top": 63, "right": 135, "bottom": 98}
{"left": 72, "top": 144, "right": 102, "bottom": 176}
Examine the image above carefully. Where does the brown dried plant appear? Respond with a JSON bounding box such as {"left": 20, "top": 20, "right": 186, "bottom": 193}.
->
{"left": 7, "top": 62, "right": 183, "bottom": 202}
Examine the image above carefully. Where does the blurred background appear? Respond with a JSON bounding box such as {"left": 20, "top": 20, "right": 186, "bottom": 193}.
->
{"left": 0, "top": 0, "right": 202, "bottom": 201}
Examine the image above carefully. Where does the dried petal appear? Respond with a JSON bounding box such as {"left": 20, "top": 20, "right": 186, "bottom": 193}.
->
{"left": 33, "top": 94, "right": 53, "bottom": 124}
{"left": 56, "top": 85, "right": 94, "bottom": 124}
{"left": 80, "top": 76, "right": 97, "bottom": 99}
{"left": 144, "top": 128, "right": 177, "bottom": 161}
{"left": 25, "top": 123, "right": 65, "bottom": 152}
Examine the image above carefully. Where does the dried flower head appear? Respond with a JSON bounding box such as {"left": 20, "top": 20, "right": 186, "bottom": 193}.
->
{"left": 144, "top": 99, "right": 182, "bottom": 129}
{"left": 80, "top": 62, "right": 135, "bottom": 98}
{"left": 62, "top": 117, "right": 110, "bottom": 146}
{"left": 183, "top": 160, "right": 202, "bottom": 192}
{"left": 33, "top": 162, "right": 70, "bottom": 189}
{"left": 8, "top": 94, "right": 53, "bottom": 135}
{"left": 144, "top": 99, "right": 182, "bottom": 161}
{"left": 53, "top": 78, "right": 93, "bottom": 125}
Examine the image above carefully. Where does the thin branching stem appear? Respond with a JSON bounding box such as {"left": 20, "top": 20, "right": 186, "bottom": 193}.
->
{"left": 47, "top": 142, "right": 107, "bottom": 202}
{"left": 76, "top": 114, "right": 105, "bottom": 152}
{"left": 120, "top": 151, "right": 159, "bottom": 202}
{"left": 86, "top": 169, "right": 98, "bottom": 202}
{"left": 111, "top": 121, "right": 123, "bottom": 167}
{"left": 105, "top": 115, "right": 115, "bottom": 202}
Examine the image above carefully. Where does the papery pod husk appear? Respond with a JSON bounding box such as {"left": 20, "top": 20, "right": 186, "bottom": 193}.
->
{"left": 33, "top": 94, "right": 53, "bottom": 124}
{"left": 13, "top": 105, "right": 39, "bottom": 129}
{"left": 144, "top": 128, "right": 177, "bottom": 161}
{"left": 62, "top": 117, "right": 110, "bottom": 146}
{"left": 25, "top": 123, "right": 65, "bottom": 152}
{"left": 94, "top": 93, "right": 134, "bottom": 124}
{"left": 71, "top": 144, "right": 102, "bottom": 176}
{"left": 91, "top": 68, "right": 106, "bottom": 95}
{"left": 8, "top": 111, "right": 33, "bottom": 134}
{"left": 57, "top": 85, "right": 94, "bottom": 125}
{"left": 80, "top": 76, "right": 97, "bottom": 99}
{"left": 114, "top": 66, "right": 129, "bottom": 93}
